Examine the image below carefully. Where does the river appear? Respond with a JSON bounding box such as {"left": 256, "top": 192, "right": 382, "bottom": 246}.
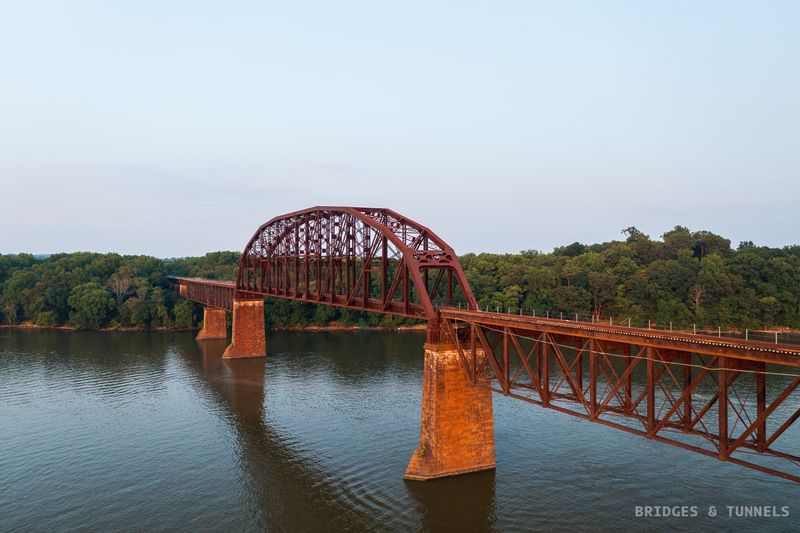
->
{"left": 0, "top": 330, "right": 797, "bottom": 532}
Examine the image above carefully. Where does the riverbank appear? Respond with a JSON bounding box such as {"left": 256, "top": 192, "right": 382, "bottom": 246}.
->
{"left": 0, "top": 322, "right": 428, "bottom": 333}
{"left": 0, "top": 323, "right": 197, "bottom": 333}
{"left": 2, "top": 321, "right": 795, "bottom": 338}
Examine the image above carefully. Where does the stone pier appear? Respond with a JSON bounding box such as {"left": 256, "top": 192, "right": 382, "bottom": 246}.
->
{"left": 196, "top": 307, "right": 228, "bottom": 340}
{"left": 223, "top": 298, "right": 266, "bottom": 359}
{"left": 404, "top": 342, "right": 496, "bottom": 480}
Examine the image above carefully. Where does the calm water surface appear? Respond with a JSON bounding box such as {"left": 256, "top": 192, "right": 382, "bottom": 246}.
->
{"left": 0, "top": 329, "right": 797, "bottom": 532}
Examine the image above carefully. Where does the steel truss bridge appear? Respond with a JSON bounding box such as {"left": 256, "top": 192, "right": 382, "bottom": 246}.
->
{"left": 173, "top": 206, "right": 800, "bottom": 483}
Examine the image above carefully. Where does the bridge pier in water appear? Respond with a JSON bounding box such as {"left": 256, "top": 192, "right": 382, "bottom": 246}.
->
{"left": 196, "top": 308, "right": 227, "bottom": 340}
{"left": 223, "top": 298, "right": 267, "bottom": 359}
{"left": 405, "top": 340, "right": 496, "bottom": 481}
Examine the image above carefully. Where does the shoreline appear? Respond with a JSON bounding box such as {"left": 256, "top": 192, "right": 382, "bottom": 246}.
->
{"left": 0, "top": 323, "right": 427, "bottom": 334}
{"left": 1, "top": 322, "right": 796, "bottom": 336}
{"left": 0, "top": 323, "right": 198, "bottom": 333}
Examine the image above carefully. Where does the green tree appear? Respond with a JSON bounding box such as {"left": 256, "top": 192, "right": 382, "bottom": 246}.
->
{"left": 587, "top": 271, "right": 616, "bottom": 315}
{"left": 662, "top": 226, "right": 694, "bottom": 257}
{"left": 173, "top": 300, "right": 195, "bottom": 328}
{"left": 68, "top": 282, "right": 114, "bottom": 329}
{"left": 551, "top": 285, "right": 590, "bottom": 315}
{"left": 35, "top": 311, "right": 57, "bottom": 326}
{"left": 692, "top": 230, "right": 731, "bottom": 259}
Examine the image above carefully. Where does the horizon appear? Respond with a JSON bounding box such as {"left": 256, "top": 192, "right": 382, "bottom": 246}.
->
{"left": 7, "top": 221, "right": 798, "bottom": 260}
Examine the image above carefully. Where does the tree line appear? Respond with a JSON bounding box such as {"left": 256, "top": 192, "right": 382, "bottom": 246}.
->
{"left": 0, "top": 252, "right": 239, "bottom": 330}
{"left": 1, "top": 226, "right": 799, "bottom": 331}
{"left": 463, "top": 227, "right": 800, "bottom": 330}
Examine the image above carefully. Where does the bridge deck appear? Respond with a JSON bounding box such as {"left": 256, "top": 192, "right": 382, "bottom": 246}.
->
{"left": 171, "top": 277, "right": 236, "bottom": 310}
{"left": 172, "top": 277, "right": 236, "bottom": 289}
{"left": 439, "top": 308, "right": 800, "bottom": 367}
{"left": 172, "top": 276, "right": 800, "bottom": 365}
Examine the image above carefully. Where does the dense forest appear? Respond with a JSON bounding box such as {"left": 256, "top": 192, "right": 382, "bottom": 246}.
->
{"left": 1, "top": 226, "right": 799, "bottom": 332}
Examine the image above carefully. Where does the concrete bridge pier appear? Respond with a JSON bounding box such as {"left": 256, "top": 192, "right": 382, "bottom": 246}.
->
{"left": 223, "top": 298, "right": 267, "bottom": 359}
{"left": 196, "top": 308, "right": 228, "bottom": 340}
{"left": 404, "top": 341, "right": 496, "bottom": 481}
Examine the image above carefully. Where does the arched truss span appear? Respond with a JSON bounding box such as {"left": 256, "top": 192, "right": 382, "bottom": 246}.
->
{"left": 236, "top": 207, "right": 477, "bottom": 320}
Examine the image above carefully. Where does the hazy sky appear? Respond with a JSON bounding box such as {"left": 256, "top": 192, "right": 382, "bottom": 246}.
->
{"left": 1, "top": 1, "right": 798, "bottom": 257}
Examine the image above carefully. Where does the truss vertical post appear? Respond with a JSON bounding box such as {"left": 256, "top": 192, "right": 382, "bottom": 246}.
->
{"left": 345, "top": 220, "right": 352, "bottom": 297}
{"left": 756, "top": 363, "right": 766, "bottom": 451}
{"left": 447, "top": 269, "right": 453, "bottom": 305}
{"left": 284, "top": 256, "right": 289, "bottom": 295}
{"left": 403, "top": 263, "right": 409, "bottom": 315}
{"left": 363, "top": 225, "right": 370, "bottom": 308}
{"left": 624, "top": 344, "right": 633, "bottom": 412}
{"left": 381, "top": 235, "right": 388, "bottom": 305}
{"left": 589, "top": 339, "right": 597, "bottom": 418}
{"left": 683, "top": 352, "right": 692, "bottom": 427}
{"left": 719, "top": 357, "right": 729, "bottom": 457}
{"left": 502, "top": 328, "right": 510, "bottom": 394}
{"left": 304, "top": 216, "right": 310, "bottom": 298}
{"left": 294, "top": 224, "right": 300, "bottom": 297}
{"left": 647, "top": 347, "right": 655, "bottom": 435}
{"left": 540, "top": 333, "right": 550, "bottom": 406}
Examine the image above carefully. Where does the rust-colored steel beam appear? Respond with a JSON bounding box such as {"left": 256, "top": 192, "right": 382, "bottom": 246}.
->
{"left": 439, "top": 308, "right": 800, "bottom": 366}
{"left": 171, "top": 277, "right": 235, "bottom": 310}
{"left": 440, "top": 312, "right": 800, "bottom": 484}
{"left": 235, "top": 207, "right": 477, "bottom": 335}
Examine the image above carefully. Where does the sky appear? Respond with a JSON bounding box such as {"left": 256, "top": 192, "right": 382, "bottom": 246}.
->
{"left": 1, "top": 1, "right": 798, "bottom": 257}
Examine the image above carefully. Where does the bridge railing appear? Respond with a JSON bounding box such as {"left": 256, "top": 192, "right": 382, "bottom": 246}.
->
{"left": 451, "top": 301, "right": 800, "bottom": 347}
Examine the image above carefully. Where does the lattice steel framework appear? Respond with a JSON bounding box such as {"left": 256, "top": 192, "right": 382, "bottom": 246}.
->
{"left": 173, "top": 277, "right": 235, "bottom": 310}
{"left": 440, "top": 309, "right": 800, "bottom": 483}
{"left": 236, "top": 207, "right": 477, "bottom": 326}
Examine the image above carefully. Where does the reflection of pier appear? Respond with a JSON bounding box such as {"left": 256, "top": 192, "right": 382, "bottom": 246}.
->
{"left": 179, "top": 339, "right": 376, "bottom": 530}
{"left": 405, "top": 469, "right": 496, "bottom": 531}
{"left": 179, "top": 336, "right": 497, "bottom": 530}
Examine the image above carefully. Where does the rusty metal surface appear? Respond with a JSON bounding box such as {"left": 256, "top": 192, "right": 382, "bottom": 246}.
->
{"left": 170, "top": 277, "right": 235, "bottom": 310}
{"left": 235, "top": 207, "right": 477, "bottom": 325}
{"left": 439, "top": 313, "right": 800, "bottom": 483}
{"left": 439, "top": 308, "right": 800, "bottom": 366}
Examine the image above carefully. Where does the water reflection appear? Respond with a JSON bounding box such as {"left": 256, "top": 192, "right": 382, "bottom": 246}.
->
{"left": 177, "top": 339, "right": 381, "bottom": 531}
{"left": 176, "top": 333, "right": 499, "bottom": 532}
{"left": 7, "top": 330, "right": 793, "bottom": 531}
{"left": 405, "top": 470, "right": 497, "bottom": 531}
